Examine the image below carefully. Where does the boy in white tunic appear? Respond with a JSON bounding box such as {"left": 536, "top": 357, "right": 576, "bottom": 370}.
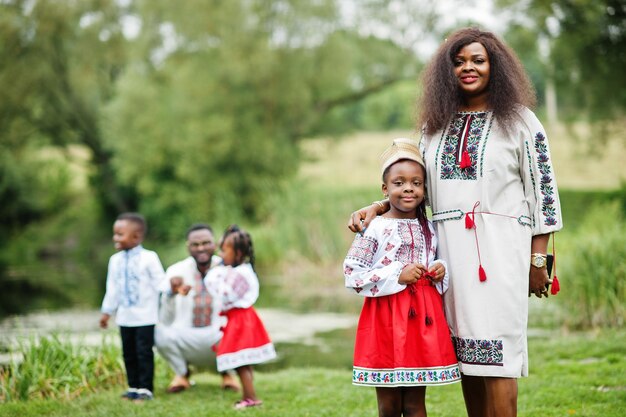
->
{"left": 100, "top": 213, "right": 165, "bottom": 402}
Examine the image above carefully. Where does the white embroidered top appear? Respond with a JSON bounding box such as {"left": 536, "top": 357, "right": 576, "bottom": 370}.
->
{"left": 344, "top": 217, "right": 448, "bottom": 297}
{"left": 158, "top": 255, "right": 223, "bottom": 329}
{"left": 101, "top": 245, "right": 165, "bottom": 326}
{"left": 204, "top": 263, "right": 259, "bottom": 311}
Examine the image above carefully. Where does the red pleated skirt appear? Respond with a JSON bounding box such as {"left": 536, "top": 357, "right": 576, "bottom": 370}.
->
{"left": 353, "top": 280, "right": 461, "bottom": 386}
{"left": 216, "top": 307, "right": 277, "bottom": 372}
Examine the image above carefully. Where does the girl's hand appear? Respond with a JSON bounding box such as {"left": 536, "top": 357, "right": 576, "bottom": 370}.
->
{"left": 428, "top": 262, "right": 446, "bottom": 283}
{"left": 399, "top": 263, "right": 427, "bottom": 285}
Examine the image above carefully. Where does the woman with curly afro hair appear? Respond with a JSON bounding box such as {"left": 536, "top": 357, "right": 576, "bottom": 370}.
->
{"left": 349, "top": 27, "right": 563, "bottom": 417}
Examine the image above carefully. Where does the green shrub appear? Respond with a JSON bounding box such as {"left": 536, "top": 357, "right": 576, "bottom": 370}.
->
{"left": 556, "top": 202, "right": 626, "bottom": 328}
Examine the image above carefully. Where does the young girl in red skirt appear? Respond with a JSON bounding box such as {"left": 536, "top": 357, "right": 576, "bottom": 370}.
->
{"left": 344, "top": 138, "right": 460, "bottom": 417}
{"left": 205, "top": 225, "right": 276, "bottom": 409}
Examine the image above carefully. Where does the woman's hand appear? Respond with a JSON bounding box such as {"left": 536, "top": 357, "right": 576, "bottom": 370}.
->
{"left": 348, "top": 203, "right": 384, "bottom": 233}
{"left": 529, "top": 234, "right": 551, "bottom": 298}
{"left": 529, "top": 266, "right": 551, "bottom": 298}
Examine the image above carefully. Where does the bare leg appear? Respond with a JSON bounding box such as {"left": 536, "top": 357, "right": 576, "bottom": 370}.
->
{"left": 235, "top": 365, "right": 257, "bottom": 401}
{"left": 402, "top": 386, "right": 427, "bottom": 417}
{"left": 375, "top": 387, "right": 402, "bottom": 417}
{"left": 461, "top": 374, "right": 487, "bottom": 417}
{"left": 484, "top": 377, "right": 517, "bottom": 417}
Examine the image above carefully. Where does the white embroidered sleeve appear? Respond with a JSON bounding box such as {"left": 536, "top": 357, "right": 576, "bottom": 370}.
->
{"left": 100, "top": 256, "right": 119, "bottom": 315}
{"left": 344, "top": 227, "right": 406, "bottom": 297}
{"left": 520, "top": 108, "right": 563, "bottom": 235}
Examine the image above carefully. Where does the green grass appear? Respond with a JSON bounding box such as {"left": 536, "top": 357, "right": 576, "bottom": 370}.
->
{"left": 1, "top": 329, "right": 625, "bottom": 416}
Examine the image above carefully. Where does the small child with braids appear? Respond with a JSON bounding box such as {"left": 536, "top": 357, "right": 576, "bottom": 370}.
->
{"left": 343, "top": 138, "right": 460, "bottom": 417}
{"left": 204, "top": 224, "right": 276, "bottom": 410}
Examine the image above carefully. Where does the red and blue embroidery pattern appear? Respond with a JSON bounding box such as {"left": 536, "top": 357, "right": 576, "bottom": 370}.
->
{"left": 534, "top": 132, "right": 558, "bottom": 226}
{"left": 439, "top": 113, "right": 489, "bottom": 180}
{"left": 453, "top": 337, "right": 504, "bottom": 366}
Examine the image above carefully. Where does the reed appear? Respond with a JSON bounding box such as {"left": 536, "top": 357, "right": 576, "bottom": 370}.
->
{"left": 0, "top": 334, "right": 125, "bottom": 402}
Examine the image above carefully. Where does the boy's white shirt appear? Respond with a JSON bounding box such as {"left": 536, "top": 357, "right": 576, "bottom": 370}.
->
{"left": 101, "top": 245, "right": 165, "bottom": 326}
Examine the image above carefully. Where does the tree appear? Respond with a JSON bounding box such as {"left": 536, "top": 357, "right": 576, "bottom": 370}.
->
{"left": 0, "top": 0, "right": 431, "bottom": 314}
{"left": 498, "top": 0, "right": 626, "bottom": 126}
{"left": 0, "top": 0, "right": 139, "bottom": 314}
{"left": 102, "top": 0, "right": 422, "bottom": 236}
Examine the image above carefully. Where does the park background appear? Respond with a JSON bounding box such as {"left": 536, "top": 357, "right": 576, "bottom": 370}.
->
{"left": 1, "top": 0, "right": 625, "bottom": 415}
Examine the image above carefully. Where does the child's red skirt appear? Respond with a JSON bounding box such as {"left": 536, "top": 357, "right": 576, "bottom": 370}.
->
{"left": 353, "top": 280, "right": 461, "bottom": 386}
{"left": 216, "top": 307, "right": 277, "bottom": 372}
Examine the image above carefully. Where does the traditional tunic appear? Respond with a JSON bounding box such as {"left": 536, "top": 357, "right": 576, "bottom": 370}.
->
{"left": 205, "top": 263, "right": 276, "bottom": 372}
{"left": 344, "top": 217, "right": 461, "bottom": 387}
{"left": 421, "top": 107, "right": 563, "bottom": 377}
{"left": 155, "top": 256, "right": 226, "bottom": 375}
{"left": 101, "top": 245, "right": 164, "bottom": 326}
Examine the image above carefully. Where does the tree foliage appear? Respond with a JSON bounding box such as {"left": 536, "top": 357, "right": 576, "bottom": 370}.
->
{"left": 0, "top": 0, "right": 425, "bottom": 314}
{"left": 101, "top": 0, "right": 421, "bottom": 236}
{"left": 498, "top": 0, "right": 626, "bottom": 123}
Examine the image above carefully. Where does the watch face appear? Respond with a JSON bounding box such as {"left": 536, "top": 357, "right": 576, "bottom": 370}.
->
{"left": 532, "top": 256, "right": 545, "bottom": 268}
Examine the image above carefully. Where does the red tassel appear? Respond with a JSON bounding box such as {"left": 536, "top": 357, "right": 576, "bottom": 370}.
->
{"left": 550, "top": 234, "right": 559, "bottom": 295}
{"left": 422, "top": 270, "right": 436, "bottom": 280}
{"left": 460, "top": 150, "right": 471, "bottom": 169}
{"left": 550, "top": 275, "right": 560, "bottom": 295}
{"left": 408, "top": 306, "right": 417, "bottom": 319}
{"left": 425, "top": 315, "right": 433, "bottom": 326}
{"left": 465, "top": 213, "right": 475, "bottom": 229}
{"left": 478, "top": 265, "right": 487, "bottom": 282}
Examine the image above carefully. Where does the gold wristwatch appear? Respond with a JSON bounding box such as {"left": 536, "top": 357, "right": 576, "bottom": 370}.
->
{"left": 530, "top": 253, "right": 547, "bottom": 268}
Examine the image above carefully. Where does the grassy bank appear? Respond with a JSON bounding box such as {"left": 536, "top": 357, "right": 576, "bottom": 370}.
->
{"left": 1, "top": 329, "right": 625, "bottom": 416}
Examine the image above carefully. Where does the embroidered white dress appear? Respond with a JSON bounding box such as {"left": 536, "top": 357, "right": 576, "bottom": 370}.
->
{"left": 421, "top": 107, "right": 563, "bottom": 377}
{"left": 205, "top": 263, "right": 276, "bottom": 372}
{"left": 344, "top": 217, "right": 460, "bottom": 387}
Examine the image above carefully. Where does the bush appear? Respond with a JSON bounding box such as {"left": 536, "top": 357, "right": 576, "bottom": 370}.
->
{"left": 556, "top": 202, "right": 626, "bottom": 328}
